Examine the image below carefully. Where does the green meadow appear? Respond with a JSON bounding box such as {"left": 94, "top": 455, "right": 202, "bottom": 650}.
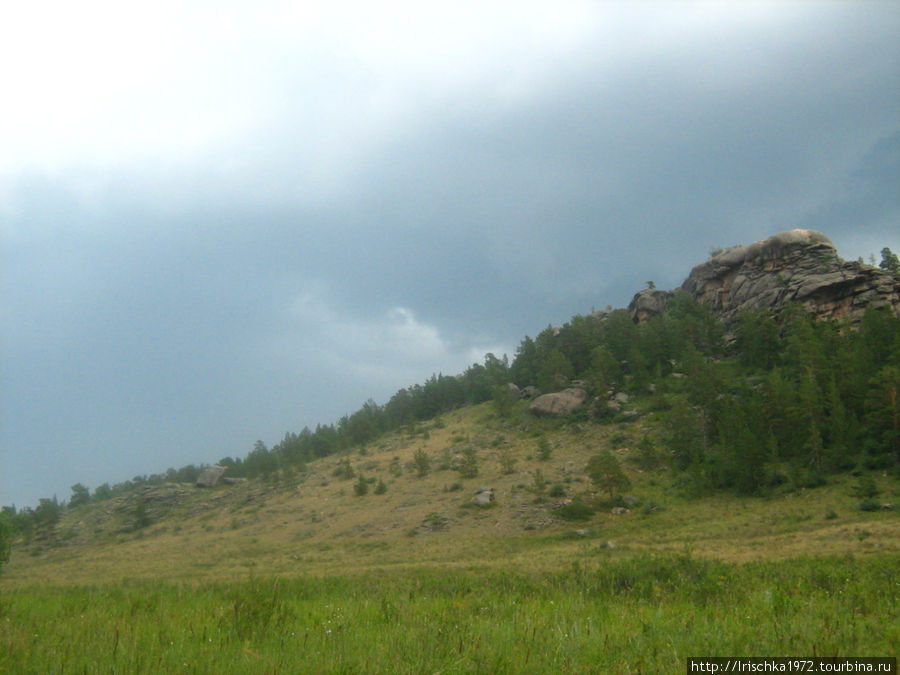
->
{"left": 2, "top": 554, "right": 897, "bottom": 673}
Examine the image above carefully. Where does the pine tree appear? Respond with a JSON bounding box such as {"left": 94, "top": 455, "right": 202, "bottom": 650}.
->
{"left": 799, "top": 366, "right": 824, "bottom": 472}
{"left": 879, "top": 247, "right": 899, "bottom": 273}
{"left": 865, "top": 366, "right": 900, "bottom": 462}
{"left": 586, "top": 450, "right": 631, "bottom": 500}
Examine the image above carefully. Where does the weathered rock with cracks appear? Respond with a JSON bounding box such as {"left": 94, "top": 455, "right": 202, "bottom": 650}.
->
{"left": 627, "top": 229, "right": 899, "bottom": 325}
{"left": 680, "top": 229, "right": 900, "bottom": 324}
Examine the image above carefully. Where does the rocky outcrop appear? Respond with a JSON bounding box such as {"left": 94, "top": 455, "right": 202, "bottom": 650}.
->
{"left": 529, "top": 387, "right": 588, "bottom": 416}
{"left": 628, "top": 288, "right": 673, "bottom": 323}
{"left": 630, "top": 229, "right": 900, "bottom": 324}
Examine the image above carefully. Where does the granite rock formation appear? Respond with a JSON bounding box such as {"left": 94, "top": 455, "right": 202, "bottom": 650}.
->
{"left": 529, "top": 387, "right": 588, "bottom": 416}
{"left": 630, "top": 229, "right": 900, "bottom": 324}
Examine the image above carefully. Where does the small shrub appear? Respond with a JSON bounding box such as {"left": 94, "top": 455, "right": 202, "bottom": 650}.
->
{"left": 636, "top": 435, "right": 660, "bottom": 471}
{"left": 824, "top": 509, "right": 838, "bottom": 520}
{"left": 858, "top": 499, "right": 880, "bottom": 512}
{"left": 389, "top": 457, "right": 403, "bottom": 477}
{"left": 455, "top": 446, "right": 479, "bottom": 479}
{"left": 353, "top": 475, "right": 369, "bottom": 496}
{"left": 374, "top": 479, "right": 387, "bottom": 495}
{"left": 531, "top": 470, "right": 547, "bottom": 496}
{"left": 499, "top": 448, "right": 517, "bottom": 474}
{"left": 437, "top": 449, "right": 453, "bottom": 471}
{"left": 537, "top": 437, "right": 553, "bottom": 461}
{"left": 548, "top": 484, "right": 566, "bottom": 498}
{"left": 333, "top": 458, "right": 354, "bottom": 479}
{"left": 423, "top": 512, "right": 448, "bottom": 531}
{"left": 851, "top": 476, "right": 880, "bottom": 499}
{"left": 133, "top": 502, "right": 152, "bottom": 530}
{"left": 556, "top": 499, "right": 596, "bottom": 522}
{"left": 413, "top": 449, "right": 431, "bottom": 477}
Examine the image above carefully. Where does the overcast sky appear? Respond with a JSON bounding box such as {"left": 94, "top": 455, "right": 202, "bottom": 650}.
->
{"left": 2, "top": 1, "right": 898, "bottom": 508}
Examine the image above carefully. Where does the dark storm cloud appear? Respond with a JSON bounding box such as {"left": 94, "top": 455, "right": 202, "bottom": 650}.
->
{"left": 2, "top": 1, "right": 899, "bottom": 507}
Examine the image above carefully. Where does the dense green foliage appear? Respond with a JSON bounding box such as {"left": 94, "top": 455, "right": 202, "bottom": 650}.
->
{"left": 2, "top": 554, "right": 896, "bottom": 672}
{"left": 217, "top": 296, "right": 897, "bottom": 495}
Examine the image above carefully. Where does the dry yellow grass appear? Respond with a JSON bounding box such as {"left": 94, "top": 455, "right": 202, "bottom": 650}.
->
{"left": 3, "top": 401, "right": 899, "bottom": 588}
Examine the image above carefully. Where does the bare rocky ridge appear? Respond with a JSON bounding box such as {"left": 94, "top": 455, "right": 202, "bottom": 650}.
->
{"left": 629, "top": 229, "right": 900, "bottom": 324}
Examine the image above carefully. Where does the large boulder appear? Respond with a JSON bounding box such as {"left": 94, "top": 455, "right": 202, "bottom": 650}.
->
{"left": 529, "top": 388, "right": 588, "bottom": 416}
{"left": 196, "top": 465, "right": 226, "bottom": 488}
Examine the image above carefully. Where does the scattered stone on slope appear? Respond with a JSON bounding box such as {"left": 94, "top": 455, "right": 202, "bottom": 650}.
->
{"left": 473, "top": 487, "right": 495, "bottom": 506}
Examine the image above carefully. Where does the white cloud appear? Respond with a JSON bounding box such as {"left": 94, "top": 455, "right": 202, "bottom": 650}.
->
{"left": 269, "top": 286, "right": 511, "bottom": 396}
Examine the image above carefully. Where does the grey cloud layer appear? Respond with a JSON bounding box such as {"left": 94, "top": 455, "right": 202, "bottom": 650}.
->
{"left": 2, "top": 2, "right": 898, "bottom": 507}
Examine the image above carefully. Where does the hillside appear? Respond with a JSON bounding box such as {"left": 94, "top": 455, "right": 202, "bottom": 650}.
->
{"left": 3, "top": 391, "right": 899, "bottom": 587}
{"left": 2, "top": 229, "right": 899, "bottom": 586}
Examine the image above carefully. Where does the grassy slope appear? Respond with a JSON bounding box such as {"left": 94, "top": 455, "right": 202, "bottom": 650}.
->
{"left": 3, "top": 399, "right": 898, "bottom": 671}
{"left": 3, "top": 398, "right": 898, "bottom": 587}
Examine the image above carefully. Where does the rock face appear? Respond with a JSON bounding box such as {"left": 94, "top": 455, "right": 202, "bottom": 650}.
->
{"left": 631, "top": 229, "right": 900, "bottom": 324}
{"left": 529, "top": 388, "right": 588, "bottom": 416}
